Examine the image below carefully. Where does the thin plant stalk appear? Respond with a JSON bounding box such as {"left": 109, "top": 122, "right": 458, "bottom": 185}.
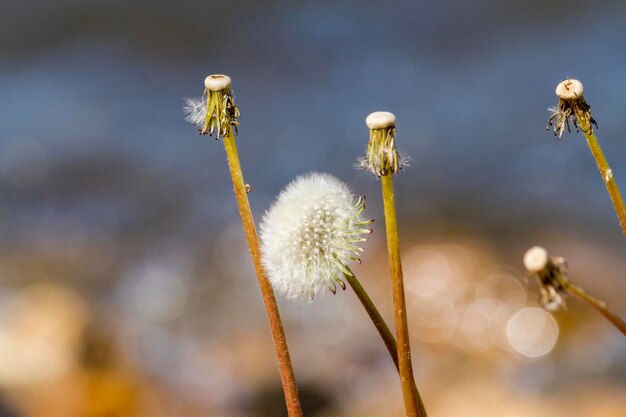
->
{"left": 222, "top": 128, "right": 303, "bottom": 417}
{"left": 343, "top": 269, "right": 428, "bottom": 417}
{"left": 549, "top": 78, "right": 626, "bottom": 237}
{"left": 565, "top": 281, "right": 626, "bottom": 337}
{"left": 577, "top": 116, "right": 626, "bottom": 237}
{"left": 380, "top": 174, "right": 422, "bottom": 417}
{"left": 344, "top": 269, "right": 398, "bottom": 368}
{"left": 361, "top": 112, "right": 425, "bottom": 416}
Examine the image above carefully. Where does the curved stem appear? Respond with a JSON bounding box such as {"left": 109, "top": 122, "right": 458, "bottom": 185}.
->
{"left": 566, "top": 281, "right": 626, "bottom": 337}
{"left": 222, "top": 129, "right": 303, "bottom": 417}
{"left": 577, "top": 116, "right": 626, "bottom": 237}
{"left": 344, "top": 269, "right": 398, "bottom": 368}
{"left": 343, "top": 269, "right": 428, "bottom": 416}
{"left": 380, "top": 174, "right": 423, "bottom": 417}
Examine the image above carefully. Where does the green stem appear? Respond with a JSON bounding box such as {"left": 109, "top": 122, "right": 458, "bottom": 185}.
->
{"left": 380, "top": 174, "right": 423, "bottom": 417}
{"left": 565, "top": 281, "right": 626, "bottom": 337}
{"left": 344, "top": 269, "right": 398, "bottom": 368}
{"left": 222, "top": 129, "right": 303, "bottom": 417}
{"left": 577, "top": 116, "right": 626, "bottom": 237}
{"left": 343, "top": 269, "right": 428, "bottom": 416}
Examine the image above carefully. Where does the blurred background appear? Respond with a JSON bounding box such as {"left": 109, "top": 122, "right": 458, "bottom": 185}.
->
{"left": 1, "top": 0, "right": 625, "bottom": 416}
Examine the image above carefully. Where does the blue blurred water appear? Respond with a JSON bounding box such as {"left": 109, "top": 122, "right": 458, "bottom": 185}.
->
{"left": 0, "top": 3, "right": 626, "bottom": 416}
{"left": 1, "top": 0, "right": 625, "bottom": 250}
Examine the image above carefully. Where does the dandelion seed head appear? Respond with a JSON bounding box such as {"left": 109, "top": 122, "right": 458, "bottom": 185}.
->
{"left": 260, "top": 173, "right": 371, "bottom": 300}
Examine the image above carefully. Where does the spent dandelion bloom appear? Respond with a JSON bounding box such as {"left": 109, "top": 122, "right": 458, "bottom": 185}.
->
{"left": 523, "top": 246, "right": 626, "bottom": 336}
{"left": 185, "top": 74, "right": 304, "bottom": 417}
{"left": 547, "top": 78, "right": 597, "bottom": 138}
{"left": 361, "top": 111, "right": 424, "bottom": 416}
{"left": 260, "top": 173, "right": 373, "bottom": 300}
{"left": 184, "top": 74, "right": 240, "bottom": 139}
{"left": 360, "top": 111, "right": 406, "bottom": 177}
{"left": 546, "top": 78, "right": 626, "bottom": 237}
{"left": 523, "top": 246, "right": 569, "bottom": 311}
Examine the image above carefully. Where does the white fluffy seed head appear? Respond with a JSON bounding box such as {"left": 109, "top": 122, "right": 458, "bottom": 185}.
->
{"left": 260, "top": 173, "right": 371, "bottom": 301}
{"left": 523, "top": 246, "right": 549, "bottom": 272}
{"left": 366, "top": 111, "right": 396, "bottom": 129}
{"left": 204, "top": 74, "right": 232, "bottom": 91}
{"left": 555, "top": 79, "right": 584, "bottom": 100}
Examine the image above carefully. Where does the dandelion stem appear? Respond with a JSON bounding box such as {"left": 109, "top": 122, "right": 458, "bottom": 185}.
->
{"left": 222, "top": 128, "right": 303, "bottom": 417}
{"left": 343, "top": 269, "right": 428, "bottom": 416}
{"left": 343, "top": 269, "right": 398, "bottom": 368}
{"left": 565, "top": 281, "right": 626, "bottom": 337}
{"left": 380, "top": 174, "right": 423, "bottom": 417}
{"left": 577, "top": 116, "right": 626, "bottom": 237}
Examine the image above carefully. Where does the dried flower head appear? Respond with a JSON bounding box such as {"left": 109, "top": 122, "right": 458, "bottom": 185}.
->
{"left": 184, "top": 74, "right": 240, "bottom": 139}
{"left": 260, "top": 173, "right": 373, "bottom": 300}
{"left": 523, "top": 246, "right": 569, "bottom": 311}
{"left": 360, "top": 111, "right": 404, "bottom": 177}
{"left": 547, "top": 78, "right": 597, "bottom": 138}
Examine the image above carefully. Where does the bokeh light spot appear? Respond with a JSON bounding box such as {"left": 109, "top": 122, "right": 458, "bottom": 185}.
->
{"left": 507, "top": 307, "right": 558, "bottom": 358}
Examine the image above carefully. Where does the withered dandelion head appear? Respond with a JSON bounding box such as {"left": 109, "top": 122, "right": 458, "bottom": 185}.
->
{"left": 184, "top": 74, "right": 240, "bottom": 139}
{"left": 360, "top": 111, "right": 404, "bottom": 177}
{"left": 547, "top": 78, "right": 597, "bottom": 138}
{"left": 523, "top": 246, "right": 569, "bottom": 311}
{"left": 260, "top": 173, "right": 373, "bottom": 300}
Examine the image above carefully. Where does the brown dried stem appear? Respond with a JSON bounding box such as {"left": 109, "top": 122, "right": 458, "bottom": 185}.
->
{"left": 222, "top": 128, "right": 303, "bottom": 417}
